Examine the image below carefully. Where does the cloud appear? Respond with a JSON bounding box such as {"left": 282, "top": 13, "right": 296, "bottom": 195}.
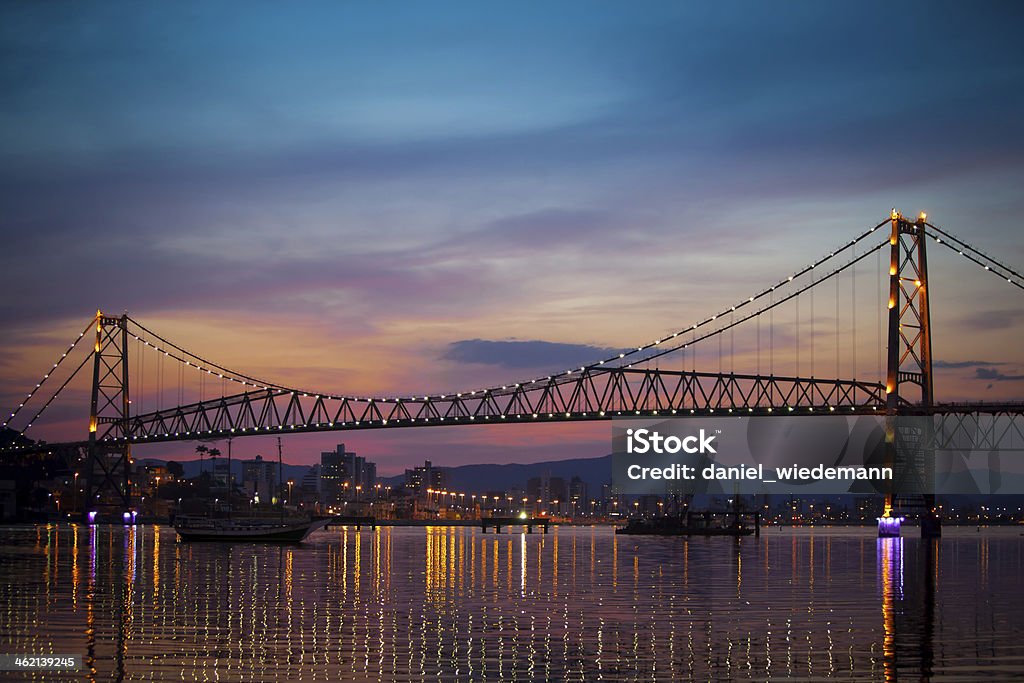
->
{"left": 958, "top": 310, "right": 1024, "bottom": 332}
{"left": 443, "top": 339, "right": 621, "bottom": 371}
{"left": 975, "top": 368, "right": 1024, "bottom": 382}
{"left": 933, "top": 360, "right": 1006, "bottom": 369}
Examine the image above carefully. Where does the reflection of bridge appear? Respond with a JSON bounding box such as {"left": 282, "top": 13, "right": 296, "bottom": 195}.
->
{"left": 3, "top": 211, "right": 1023, "bottom": 532}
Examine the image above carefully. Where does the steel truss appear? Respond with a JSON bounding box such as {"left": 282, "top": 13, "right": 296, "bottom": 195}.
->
{"left": 929, "top": 411, "right": 1024, "bottom": 452}
{"left": 106, "top": 369, "right": 889, "bottom": 445}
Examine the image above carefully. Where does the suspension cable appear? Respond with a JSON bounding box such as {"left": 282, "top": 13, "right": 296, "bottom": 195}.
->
{"left": 924, "top": 224, "right": 1024, "bottom": 292}
{"left": 18, "top": 350, "right": 93, "bottom": 434}
{"left": 2, "top": 319, "right": 94, "bottom": 430}
{"left": 126, "top": 221, "right": 891, "bottom": 407}
{"left": 127, "top": 317, "right": 288, "bottom": 391}
{"left": 614, "top": 240, "right": 890, "bottom": 373}
{"left": 117, "top": 236, "right": 892, "bottom": 416}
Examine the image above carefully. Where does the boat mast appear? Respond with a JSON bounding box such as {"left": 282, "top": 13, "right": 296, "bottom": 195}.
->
{"left": 227, "top": 437, "right": 233, "bottom": 519}
{"left": 277, "top": 437, "right": 284, "bottom": 522}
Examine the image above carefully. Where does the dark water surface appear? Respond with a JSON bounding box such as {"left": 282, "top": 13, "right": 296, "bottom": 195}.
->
{"left": 0, "top": 524, "right": 1022, "bottom": 681}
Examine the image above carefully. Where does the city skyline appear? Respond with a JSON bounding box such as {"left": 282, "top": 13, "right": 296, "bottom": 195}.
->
{"left": 3, "top": 2, "right": 1024, "bottom": 471}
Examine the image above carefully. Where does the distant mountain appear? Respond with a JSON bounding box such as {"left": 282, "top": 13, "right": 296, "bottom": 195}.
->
{"left": 382, "top": 454, "right": 613, "bottom": 494}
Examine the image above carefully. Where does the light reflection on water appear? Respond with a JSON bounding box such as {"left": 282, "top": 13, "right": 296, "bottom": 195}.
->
{"left": 0, "top": 524, "right": 1022, "bottom": 681}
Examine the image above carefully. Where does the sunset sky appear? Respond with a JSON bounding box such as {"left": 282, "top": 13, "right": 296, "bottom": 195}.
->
{"left": 2, "top": 2, "right": 1023, "bottom": 474}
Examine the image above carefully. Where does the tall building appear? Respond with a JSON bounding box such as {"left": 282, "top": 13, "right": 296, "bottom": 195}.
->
{"left": 319, "top": 444, "right": 377, "bottom": 504}
{"left": 242, "top": 454, "right": 277, "bottom": 501}
{"left": 527, "top": 473, "right": 567, "bottom": 513}
{"left": 404, "top": 460, "right": 446, "bottom": 495}
{"left": 569, "top": 476, "right": 588, "bottom": 507}
{"left": 299, "top": 464, "right": 320, "bottom": 502}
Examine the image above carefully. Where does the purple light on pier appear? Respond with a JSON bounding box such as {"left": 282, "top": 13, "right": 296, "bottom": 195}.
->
{"left": 877, "top": 516, "right": 904, "bottom": 537}
{"left": 87, "top": 511, "right": 98, "bottom": 525}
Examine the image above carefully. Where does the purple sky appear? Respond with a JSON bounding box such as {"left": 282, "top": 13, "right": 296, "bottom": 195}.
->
{"left": 2, "top": 2, "right": 1024, "bottom": 474}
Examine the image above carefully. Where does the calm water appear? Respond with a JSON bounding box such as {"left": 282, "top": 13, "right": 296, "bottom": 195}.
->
{"left": 0, "top": 524, "right": 1022, "bottom": 682}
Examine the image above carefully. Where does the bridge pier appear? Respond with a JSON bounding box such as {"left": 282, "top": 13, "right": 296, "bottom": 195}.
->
{"left": 877, "top": 515, "right": 903, "bottom": 537}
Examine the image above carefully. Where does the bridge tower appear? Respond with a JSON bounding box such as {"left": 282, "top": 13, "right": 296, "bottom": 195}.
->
{"left": 881, "top": 210, "right": 938, "bottom": 537}
{"left": 84, "top": 311, "right": 135, "bottom": 522}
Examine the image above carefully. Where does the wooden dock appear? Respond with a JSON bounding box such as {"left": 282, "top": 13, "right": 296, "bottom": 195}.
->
{"left": 324, "top": 515, "right": 376, "bottom": 530}
{"left": 481, "top": 517, "right": 550, "bottom": 534}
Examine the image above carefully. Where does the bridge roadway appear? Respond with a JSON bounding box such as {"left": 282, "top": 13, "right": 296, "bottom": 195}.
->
{"left": 4, "top": 399, "right": 1023, "bottom": 459}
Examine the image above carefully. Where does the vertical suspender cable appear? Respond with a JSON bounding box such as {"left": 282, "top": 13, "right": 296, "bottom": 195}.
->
{"left": 692, "top": 330, "right": 696, "bottom": 374}
{"left": 810, "top": 281, "right": 814, "bottom": 377}
{"left": 852, "top": 256, "right": 857, "bottom": 380}
{"left": 796, "top": 295, "right": 800, "bottom": 377}
{"left": 136, "top": 336, "right": 142, "bottom": 416}
{"left": 770, "top": 290, "right": 774, "bottom": 377}
{"left": 877, "top": 247, "right": 882, "bottom": 382}
{"left": 836, "top": 272, "right": 840, "bottom": 379}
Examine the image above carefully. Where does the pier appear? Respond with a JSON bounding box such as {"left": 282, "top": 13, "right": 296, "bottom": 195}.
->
{"left": 481, "top": 517, "right": 550, "bottom": 534}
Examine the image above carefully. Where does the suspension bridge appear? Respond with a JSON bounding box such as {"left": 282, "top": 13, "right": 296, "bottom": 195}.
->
{"left": 3, "top": 211, "right": 1023, "bottom": 535}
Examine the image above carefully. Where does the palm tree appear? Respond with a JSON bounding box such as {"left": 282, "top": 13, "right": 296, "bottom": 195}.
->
{"left": 209, "top": 448, "right": 222, "bottom": 487}
{"left": 195, "top": 444, "right": 209, "bottom": 479}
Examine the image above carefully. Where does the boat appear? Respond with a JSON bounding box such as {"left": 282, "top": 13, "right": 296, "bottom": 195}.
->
{"left": 173, "top": 515, "right": 331, "bottom": 542}
{"left": 615, "top": 513, "right": 757, "bottom": 537}
{"left": 174, "top": 437, "right": 329, "bottom": 542}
